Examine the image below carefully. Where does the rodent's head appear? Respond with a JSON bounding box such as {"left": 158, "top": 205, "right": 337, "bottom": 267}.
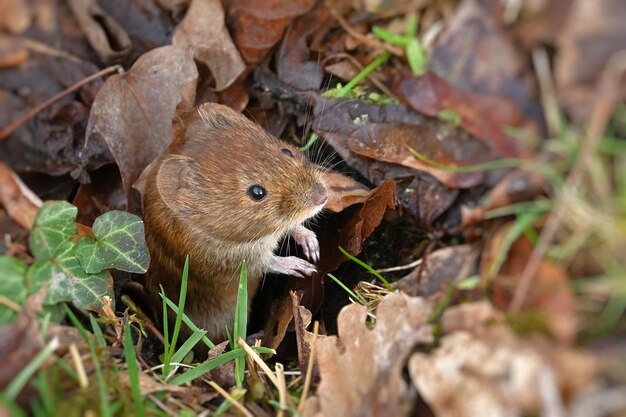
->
{"left": 153, "top": 103, "right": 327, "bottom": 243}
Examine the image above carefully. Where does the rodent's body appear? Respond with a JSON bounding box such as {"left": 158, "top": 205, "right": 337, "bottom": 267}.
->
{"left": 143, "top": 103, "right": 327, "bottom": 343}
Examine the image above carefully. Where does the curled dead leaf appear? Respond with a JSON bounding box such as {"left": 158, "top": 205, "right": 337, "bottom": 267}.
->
{"left": 228, "top": 0, "right": 317, "bottom": 63}
{"left": 321, "top": 171, "right": 370, "bottom": 213}
{"left": 67, "top": 0, "right": 131, "bottom": 64}
{"left": 0, "top": 162, "right": 42, "bottom": 229}
{"left": 173, "top": 0, "right": 245, "bottom": 91}
{"left": 304, "top": 292, "right": 433, "bottom": 417}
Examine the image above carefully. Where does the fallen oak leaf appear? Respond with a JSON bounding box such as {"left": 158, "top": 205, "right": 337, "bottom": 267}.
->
{"left": 304, "top": 292, "right": 433, "bottom": 417}
{"left": 411, "top": 302, "right": 597, "bottom": 417}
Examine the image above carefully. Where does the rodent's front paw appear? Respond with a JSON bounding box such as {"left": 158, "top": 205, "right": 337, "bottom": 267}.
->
{"left": 268, "top": 255, "right": 317, "bottom": 278}
{"left": 291, "top": 225, "right": 320, "bottom": 263}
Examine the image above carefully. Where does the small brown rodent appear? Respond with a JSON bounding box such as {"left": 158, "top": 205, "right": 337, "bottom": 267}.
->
{"left": 143, "top": 102, "right": 327, "bottom": 344}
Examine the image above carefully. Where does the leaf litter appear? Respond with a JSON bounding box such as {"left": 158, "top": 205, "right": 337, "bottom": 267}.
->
{"left": 0, "top": 0, "right": 625, "bottom": 415}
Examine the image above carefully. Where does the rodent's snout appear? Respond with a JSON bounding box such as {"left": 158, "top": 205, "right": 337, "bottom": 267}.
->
{"left": 311, "top": 183, "right": 328, "bottom": 206}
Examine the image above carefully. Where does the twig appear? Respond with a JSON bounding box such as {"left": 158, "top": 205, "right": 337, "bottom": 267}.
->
{"left": 69, "top": 343, "right": 89, "bottom": 389}
{"left": 0, "top": 65, "right": 123, "bottom": 140}
{"left": 322, "top": 52, "right": 396, "bottom": 98}
{"left": 275, "top": 363, "right": 288, "bottom": 417}
{"left": 298, "top": 321, "right": 319, "bottom": 414}
{"left": 327, "top": 6, "right": 403, "bottom": 57}
{"left": 376, "top": 258, "right": 422, "bottom": 273}
{"left": 509, "top": 51, "right": 626, "bottom": 310}
{"left": 207, "top": 380, "right": 253, "bottom": 417}
{"left": 237, "top": 337, "right": 279, "bottom": 388}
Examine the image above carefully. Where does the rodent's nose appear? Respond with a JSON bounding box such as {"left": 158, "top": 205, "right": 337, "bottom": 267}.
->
{"left": 311, "top": 183, "right": 328, "bottom": 206}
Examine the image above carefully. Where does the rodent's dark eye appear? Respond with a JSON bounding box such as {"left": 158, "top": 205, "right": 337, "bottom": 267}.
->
{"left": 247, "top": 185, "right": 267, "bottom": 201}
{"left": 281, "top": 148, "right": 294, "bottom": 157}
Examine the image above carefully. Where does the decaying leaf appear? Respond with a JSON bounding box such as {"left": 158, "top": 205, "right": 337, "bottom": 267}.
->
{"left": 0, "top": 162, "right": 42, "bottom": 229}
{"left": 86, "top": 45, "right": 198, "bottom": 194}
{"left": 0, "top": 290, "right": 46, "bottom": 391}
{"left": 394, "top": 244, "right": 479, "bottom": 297}
{"left": 228, "top": 0, "right": 317, "bottom": 63}
{"left": 322, "top": 171, "right": 371, "bottom": 213}
{"left": 304, "top": 292, "right": 433, "bottom": 417}
{"left": 555, "top": 0, "right": 626, "bottom": 119}
{"left": 392, "top": 71, "right": 528, "bottom": 158}
{"left": 0, "top": 0, "right": 30, "bottom": 35}
{"left": 66, "top": 0, "right": 132, "bottom": 64}
{"left": 410, "top": 302, "right": 597, "bottom": 417}
{"left": 173, "top": 0, "right": 245, "bottom": 91}
{"left": 484, "top": 230, "right": 577, "bottom": 344}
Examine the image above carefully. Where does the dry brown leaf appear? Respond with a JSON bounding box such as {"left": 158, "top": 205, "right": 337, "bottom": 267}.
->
{"left": 411, "top": 302, "right": 597, "bottom": 417}
{"left": 0, "top": 36, "right": 29, "bottom": 68}
{"left": 118, "top": 371, "right": 188, "bottom": 396}
{"left": 322, "top": 171, "right": 371, "bottom": 213}
{"left": 173, "top": 0, "right": 245, "bottom": 91}
{"left": 0, "top": 0, "right": 31, "bottom": 34}
{"left": 394, "top": 244, "right": 479, "bottom": 297}
{"left": 228, "top": 0, "right": 317, "bottom": 63}
{"left": 556, "top": 0, "right": 626, "bottom": 120}
{"left": 66, "top": 0, "right": 131, "bottom": 64}
{"left": 0, "top": 291, "right": 46, "bottom": 392}
{"left": 0, "top": 161, "right": 42, "bottom": 229}
{"left": 483, "top": 227, "right": 577, "bottom": 343}
{"left": 86, "top": 45, "right": 198, "bottom": 194}
{"left": 304, "top": 292, "right": 433, "bottom": 417}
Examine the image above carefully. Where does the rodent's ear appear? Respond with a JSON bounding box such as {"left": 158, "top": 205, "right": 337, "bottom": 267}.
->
{"left": 196, "top": 102, "right": 243, "bottom": 131}
{"left": 155, "top": 155, "right": 200, "bottom": 213}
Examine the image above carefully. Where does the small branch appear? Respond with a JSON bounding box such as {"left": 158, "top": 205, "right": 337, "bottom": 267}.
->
{"left": 207, "top": 380, "right": 253, "bottom": 417}
{"left": 298, "top": 321, "right": 319, "bottom": 414}
{"left": 0, "top": 65, "right": 123, "bottom": 140}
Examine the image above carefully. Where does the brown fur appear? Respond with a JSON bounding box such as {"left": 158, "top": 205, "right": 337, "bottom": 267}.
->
{"left": 143, "top": 103, "right": 325, "bottom": 343}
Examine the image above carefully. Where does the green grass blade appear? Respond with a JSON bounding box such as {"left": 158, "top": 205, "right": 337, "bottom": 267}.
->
{"left": 409, "top": 148, "right": 566, "bottom": 189}
{"left": 160, "top": 284, "right": 169, "bottom": 377}
{"left": 123, "top": 319, "right": 145, "bottom": 417}
{"left": 4, "top": 337, "right": 59, "bottom": 400}
{"left": 371, "top": 26, "right": 409, "bottom": 46}
{"left": 171, "top": 349, "right": 245, "bottom": 386}
{"left": 405, "top": 15, "right": 419, "bottom": 37}
{"left": 233, "top": 260, "right": 248, "bottom": 387}
{"left": 162, "top": 255, "right": 190, "bottom": 377}
{"left": 65, "top": 305, "right": 112, "bottom": 417}
{"left": 89, "top": 314, "right": 107, "bottom": 348}
{"left": 169, "top": 256, "right": 190, "bottom": 356}
{"left": 170, "top": 346, "right": 274, "bottom": 386}
{"left": 338, "top": 246, "right": 395, "bottom": 291}
{"left": 485, "top": 211, "right": 542, "bottom": 282}
{"left": 406, "top": 39, "right": 426, "bottom": 75}
{"left": 337, "top": 53, "right": 391, "bottom": 98}
{"left": 327, "top": 273, "right": 367, "bottom": 305}
{"left": 162, "top": 295, "right": 215, "bottom": 349}
{"left": 299, "top": 132, "right": 320, "bottom": 151}
{"left": 170, "top": 329, "right": 207, "bottom": 365}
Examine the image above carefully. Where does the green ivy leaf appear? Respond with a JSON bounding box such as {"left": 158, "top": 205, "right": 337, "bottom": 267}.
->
{"left": 75, "top": 210, "right": 150, "bottom": 274}
{"left": 29, "top": 201, "right": 77, "bottom": 260}
{"left": 26, "top": 243, "right": 113, "bottom": 310}
{"left": 0, "top": 256, "right": 28, "bottom": 324}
